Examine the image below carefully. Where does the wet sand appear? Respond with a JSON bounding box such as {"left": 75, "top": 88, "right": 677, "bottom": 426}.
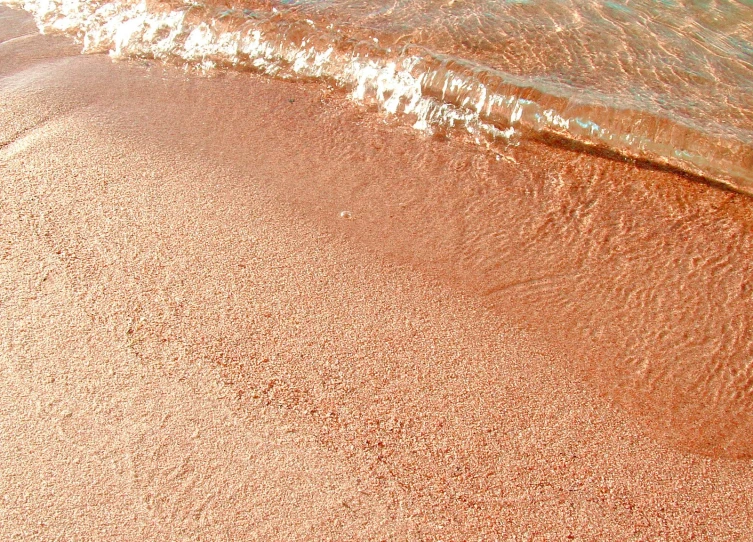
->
{"left": 1, "top": 6, "right": 752, "bottom": 539}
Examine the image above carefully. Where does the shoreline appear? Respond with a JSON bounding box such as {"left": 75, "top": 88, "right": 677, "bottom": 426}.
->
{"left": 5, "top": 0, "right": 753, "bottom": 195}
{"left": 2, "top": 7, "right": 752, "bottom": 538}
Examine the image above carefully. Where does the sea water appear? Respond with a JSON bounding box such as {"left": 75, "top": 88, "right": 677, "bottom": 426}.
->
{"left": 5, "top": 0, "right": 752, "bottom": 192}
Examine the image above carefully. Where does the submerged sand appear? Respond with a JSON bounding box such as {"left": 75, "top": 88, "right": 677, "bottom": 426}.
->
{"left": 1, "top": 6, "right": 752, "bottom": 539}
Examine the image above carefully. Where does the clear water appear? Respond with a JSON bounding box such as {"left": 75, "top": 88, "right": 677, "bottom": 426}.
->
{"left": 8, "top": 0, "right": 753, "bottom": 192}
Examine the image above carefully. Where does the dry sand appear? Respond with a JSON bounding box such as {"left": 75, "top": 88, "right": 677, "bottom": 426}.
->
{"left": 1, "top": 7, "right": 752, "bottom": 540}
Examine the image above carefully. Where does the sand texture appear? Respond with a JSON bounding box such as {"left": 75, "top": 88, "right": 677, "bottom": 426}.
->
{"left": 1, "top": 7, "right": 752, "bottom": 540}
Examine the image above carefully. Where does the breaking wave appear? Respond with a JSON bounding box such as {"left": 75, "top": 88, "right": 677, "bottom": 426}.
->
{"left": 5, "top": 0, "right": 753, "bottom": 194}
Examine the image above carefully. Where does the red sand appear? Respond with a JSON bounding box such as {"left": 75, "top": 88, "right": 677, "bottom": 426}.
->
{"left": 1, "top": 7, "right": 752, "bottom": 539}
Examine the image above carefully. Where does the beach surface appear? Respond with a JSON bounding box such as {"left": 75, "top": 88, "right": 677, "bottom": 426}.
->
{"left": 1, "top": 7, "right": 752, "bottom": 539}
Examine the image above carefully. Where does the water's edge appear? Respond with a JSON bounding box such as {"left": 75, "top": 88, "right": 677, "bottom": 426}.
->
{"left": 5, "top": 0, "right": 752, "bottom": 195}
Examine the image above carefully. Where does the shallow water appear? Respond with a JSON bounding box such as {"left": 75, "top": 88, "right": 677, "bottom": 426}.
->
{"left": 266, "top": 0, "right": 753, "bottom": 137}
{"left": 5, "top": 0, "right": 753, "bottom": 191}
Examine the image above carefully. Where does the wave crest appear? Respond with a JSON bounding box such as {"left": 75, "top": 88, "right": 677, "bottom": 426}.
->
{"left": 7, "top": 0, "right": 753, "bottom": 194}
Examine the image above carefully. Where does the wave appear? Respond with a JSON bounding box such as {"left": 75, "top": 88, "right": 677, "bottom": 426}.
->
{"left": 5, "top": 0, "right": 752, "bottom": 194}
